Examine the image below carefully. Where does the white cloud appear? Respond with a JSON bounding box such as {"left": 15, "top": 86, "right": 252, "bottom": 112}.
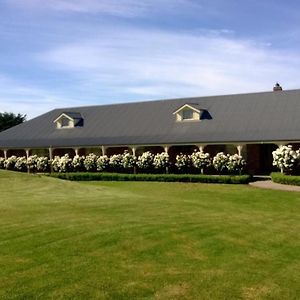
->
{"left": 3, "top": 26, "right": 300, "bottom": 119}
{"left": 0, "top": 75, "right": 82, "bottom": 119}
{"left": 37, "top": 27, "right": 300, "bottom": 99}
{"left": 2, "top": 0, "right": 300, "bottom": 120}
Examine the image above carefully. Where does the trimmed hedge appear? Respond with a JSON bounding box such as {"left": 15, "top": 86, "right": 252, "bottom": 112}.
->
{"left": 271, "top": 172, "right": 300, "bottom": 186}
{"left": 49, "top": 172, "right": 252, "bottom": 184}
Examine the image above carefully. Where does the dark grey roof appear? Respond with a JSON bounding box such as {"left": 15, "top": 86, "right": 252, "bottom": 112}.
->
{"left": 1, "top": 89, "right": 300, "bottom": 149}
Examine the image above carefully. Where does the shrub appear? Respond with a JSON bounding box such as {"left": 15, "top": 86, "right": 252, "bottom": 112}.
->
{"left": 272, "top": 145, "right": 300, "bottom": 174}
{"left": 271, "top": 172, "right": 300, "bottom": 186}
{"left": 51, "top": 156, "right": 60, "bottom": 172}
{"left": 27, "top": 155, "right": 38, "bottom": 172}
{"left": 0, "top": 157, "right": 5, "bottom": 169}
{"left": 109, "top": 154, "right": 124, "bottom": 171}
{"left": 49, "top": 172, "right": 252, "bottom": 184}
{"left": 84, "top": 153, "right": 98, "bottom": 172}
{"left": 72, "top": 155, "right": 85, "bottom": 172}
{"left": 122, "top": 151, "right": 136, "bottom": 170}
{"left": 137, "top": 151, "right": 154, "bottom": 171}
{"left": 213, "top": 152, "right": 229, "bottom": 173}
{"left": 15, "top": 156, "right": 27, "bottom": 172}
{"left": 191, "top": 151, "right": 211, "bottom": 174}
{"left": 96, "top": 155, "right": 109, "bottom": 171}
{"left": 153, "top": 152, "right": 169, "bottom": 171}
{"left": 36, "top": 156, "right": 49, "bottom": 172}
{"left": 175, "top": 153, "right": 191, "bottom": 172}
{"left": 4, "top": 156, "right": 18, "bottom": 170}
{"left": 51, "top": 154, "right": 72, "bottom": 173}
{"left": 227, "top": 154, "right": 246, "bottom": 174}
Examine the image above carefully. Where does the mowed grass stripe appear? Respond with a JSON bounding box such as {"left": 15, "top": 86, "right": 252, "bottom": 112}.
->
{"left": 0, "top": 170, "right": 299, "bottom": 299}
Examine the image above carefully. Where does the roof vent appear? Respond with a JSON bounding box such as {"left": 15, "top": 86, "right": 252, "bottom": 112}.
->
{"left": 273, "top": 82, "right": 283, "bottom": 91}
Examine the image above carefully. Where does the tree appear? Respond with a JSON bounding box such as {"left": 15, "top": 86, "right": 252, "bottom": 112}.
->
{"left": 0, "top": 112, "right": 26, "bottom": 132}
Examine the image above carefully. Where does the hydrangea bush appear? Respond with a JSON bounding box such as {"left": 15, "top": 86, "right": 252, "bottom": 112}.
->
{"left": 84, "top": 153, "right": 98, "bottom": 172}
{"left": 122, "top": 151, "right": 136, "bottom": 170}
{"left": 36, "top": 156, "right": 49, "bottom": 172}
{"left": 175, "top": 153, "right": 191, "bottom": 172}
{"left": 153, "top": 152, "right": 169, "bottom": 171}
{"left": 137, "top": 151, "right": 154, "bottom": 171}
{"left": 27, "top": 155, "right": 38, "bottom": 171}
{"left": 0, "top": 157, "right": 6, "bottom": 169}
{"left": 15, "top": 156, "right": 27, "bottom": 172}
{"left": 213, "top": 152, "right": 229, "bottom": 173}
{"left": 227, "top": 154, "right": 246, "bottom": 174}
{"left": 96, "top": 155, "right": 109, "bottom": 171}
{"left": 51, "top": 154, "right": 72, "bottom": 173}
{"left": 72, "top": 155, "right": 85, "bottom": 172}
{"left": 191, "top": 151, "right": 211, "bottom": 174}
{"left": 272, "top": 145, "right": 300, "bottom": 174}
{"left": 4, "top": 155, "right": 18, "bottom": 170}
{"left": 109, "top": 154, "right": 124, "bottom": 170}
{"left": 51, "top": 156, "right": 60, "bottom": 172}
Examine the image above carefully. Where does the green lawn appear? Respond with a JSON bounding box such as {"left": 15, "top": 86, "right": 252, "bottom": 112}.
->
{"left": 0, "top": 170, "right": 299, "bottom": 300}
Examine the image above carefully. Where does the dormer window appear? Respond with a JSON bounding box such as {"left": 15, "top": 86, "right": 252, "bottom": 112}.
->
{"left": 54, "top": 112, "right": 83, "bottom": 129}
{"left": 173, "top": 103, "right": 212, "bottom": 122}
{"left": 173, "top": 104, "right": 202, "bottom": 122}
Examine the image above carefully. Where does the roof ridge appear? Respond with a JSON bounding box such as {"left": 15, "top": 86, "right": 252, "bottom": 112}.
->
{"left": 53, "top": 88, "right": 300, "bottom": 111}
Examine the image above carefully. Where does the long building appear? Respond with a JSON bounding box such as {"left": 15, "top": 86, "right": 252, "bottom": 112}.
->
{"left": 0, "top": 84, "right": 299, "bottom": 174}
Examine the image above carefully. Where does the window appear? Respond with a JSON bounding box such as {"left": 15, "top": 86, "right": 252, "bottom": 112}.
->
{"left": 61, "top": 117, "right": 71, "bottom": 128}
{"left": 182, "top": 109, "right": 194, "bottom": 120}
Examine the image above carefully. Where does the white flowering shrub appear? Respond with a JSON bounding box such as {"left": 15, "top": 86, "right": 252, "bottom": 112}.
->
{"left": 153, "top": 152, "right": 169, "bottom": 170}
{"left": 272, "top": 145, "right": 300, "bottom": 173}
{"left": 175, "top": 153, "right": 191, "bottom": 172}
{"left": 15, "top": 156, "right": 27, "bottom": 171}
{"left": 0, "top": 157, "right": 5, "bottom": 169}
{"left": 84, "top": 153, "right": 98, "bottom": 172}
{"left": 51, "top": 156, "right": 60, "bottom": 172}
{"left": 36, "top": 156, "right": 49, "bottom": 172}
{"left": 4, "top": 156, "right": 18, "bottom": 170}
{"left": 137, "top": 151, "right": 154, "bottom": 170}
{"left": 122, "top": 151, "right": 136, "bottom": 170}
{"left": 213, "top": 152, "right": 229, "bottom": 173}
{"left": 227, "top": 154, "right": 246, "bottom": 174}
{"left": 191, "top": 151, "right": 211, "bottom": 174}
{"left": 109, "top": 154, "right": 124, "bottom": 170}
{"left": 96, "top": 155, "right": 109, "bottom": 171}
{"left": 51, "top": 154, "right": 73, "bottom": 172}
{"left": 0, "top": 150, "right": 250, "bottom": 175}
{"left": 59, "top": 154, "right": 73, "bottom": 172}
{"left": 73, "top": 155, "right": 85, "bottom": 172}
{"left": 27, "top": 155, "right": 38, "bottom": 171}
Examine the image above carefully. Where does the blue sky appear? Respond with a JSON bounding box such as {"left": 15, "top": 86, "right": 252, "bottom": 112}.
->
{"left": 1, "top": 0, "right": 300, "bottom": 118}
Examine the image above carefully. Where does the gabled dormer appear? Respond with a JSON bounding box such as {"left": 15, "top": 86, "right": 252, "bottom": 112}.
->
{"left": 173, "top": 104, "right": 203, "bottom": 122}
{"left": 54, "top": 112, "right": 83, "bottom": 129}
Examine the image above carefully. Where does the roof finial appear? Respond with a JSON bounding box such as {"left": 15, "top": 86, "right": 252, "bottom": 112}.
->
{"left": 273, "top": 82, "right": 283, "bottom": 91}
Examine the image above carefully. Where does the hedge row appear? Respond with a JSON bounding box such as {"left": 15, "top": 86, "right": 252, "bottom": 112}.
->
{"left": 49, "top": 172, "right": 252, "bottom": 184}
{"left": 271, "top": 172, "right": 300, "bottom": 186}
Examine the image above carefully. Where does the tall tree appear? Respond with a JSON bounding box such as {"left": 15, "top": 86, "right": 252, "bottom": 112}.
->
{"left": 0, "top": 112, "right": 26, "bottom": 132}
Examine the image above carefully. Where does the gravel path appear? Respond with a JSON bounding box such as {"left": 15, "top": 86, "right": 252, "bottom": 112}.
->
{"left": 250, "top": 180, "right": 300, "bottom": 192}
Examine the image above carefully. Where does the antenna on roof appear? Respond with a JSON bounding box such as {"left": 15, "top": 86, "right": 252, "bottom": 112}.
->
{"left": 273, "top": 82, "right": 283, "bottom": 91}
